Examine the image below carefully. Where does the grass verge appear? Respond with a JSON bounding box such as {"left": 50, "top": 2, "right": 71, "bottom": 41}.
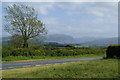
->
{"left": 2, "top": 53, "right": 105, "bottom": 62}
{"left": 2, "top": 59, "right": 119, "bottom": 78}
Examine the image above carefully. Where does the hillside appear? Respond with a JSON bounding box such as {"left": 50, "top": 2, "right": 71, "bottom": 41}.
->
{"left": 46, "top": 34, "right": 75, "bottom": 43}
{"left": 75, "top": 37, "right": 102, "bottom": 43}
{"left": 1, "top": 34, "right": 118, "bottom": 47}
{"left": 1, "top": 37, "right": 10, "bottom": 46}
{"left": 81, "top": 37, "right": 118, "bottom": 47}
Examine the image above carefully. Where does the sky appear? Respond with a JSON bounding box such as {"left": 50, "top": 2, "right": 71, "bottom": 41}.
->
{"left": 1, "top": 0, "right": 118, "bottom": 38}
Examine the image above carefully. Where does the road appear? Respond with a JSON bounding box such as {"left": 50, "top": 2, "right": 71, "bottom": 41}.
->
{"left": 1, "top": 57, "right": 103, "bottom": 70}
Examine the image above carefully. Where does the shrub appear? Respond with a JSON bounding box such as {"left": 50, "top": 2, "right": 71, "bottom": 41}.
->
{"left": 33, "top": 49, "right": 45, "bottom": 56}
{"left": 12, "top": 48, "right": 23, "bottom": 56}
{"left": 65, "top": 45, "right": 75, "bottom": 49}
{"left": 2, "top": 47, "right": 13, "bottom": 57}
{"left": 2, "top": 46, "right": 106, "bottom": 57}
{"left": 106, "top": 45, "right": 120, "bottom": 58}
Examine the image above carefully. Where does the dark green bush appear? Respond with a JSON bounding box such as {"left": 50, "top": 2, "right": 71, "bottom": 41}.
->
{"left": 2, "top": 47, "right": 11, "bottom": 57}
{"left": 11, "top": 48, "right": 33, "bottom": 56}
{"left": 65, "top": 45, "right": 75, "bottom": 49}
{"left": 106, "top": 45, "right": 120, "bottom": 58}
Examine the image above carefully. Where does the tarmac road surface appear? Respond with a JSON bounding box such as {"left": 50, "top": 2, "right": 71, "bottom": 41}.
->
{"left": 1, "top": 57, "right": 103, "bottom": 70}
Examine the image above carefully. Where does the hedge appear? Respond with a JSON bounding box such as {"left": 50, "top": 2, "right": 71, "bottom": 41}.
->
{"left": 2, "top": 47, "right": 106, "bottom": 57}
{"left": 106, "top": 45, "right": 120, "bottom": 58}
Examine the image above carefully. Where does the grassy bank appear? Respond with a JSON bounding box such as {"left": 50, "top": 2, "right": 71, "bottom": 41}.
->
{"left": 2, "top": 53, "right": 105, "bottom": 62}
{"left": 2, "top": 59, "right": 119, "bottom": 78}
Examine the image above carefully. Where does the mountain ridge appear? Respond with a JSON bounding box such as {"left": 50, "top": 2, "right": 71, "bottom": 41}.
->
{"left": 1, "top": 34, "right": 118, "bottom": 47}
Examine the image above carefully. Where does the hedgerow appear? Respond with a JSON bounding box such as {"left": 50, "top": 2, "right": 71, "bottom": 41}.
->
{"left": 106, "top": 45, "right": 120, "bottom": 58}
{"left": 2, "top": 46, "right": 106, "bottom": 57}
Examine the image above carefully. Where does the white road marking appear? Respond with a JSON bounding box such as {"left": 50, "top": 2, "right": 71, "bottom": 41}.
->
{"left": 7, "top": 67, "right": 13, "bottom": 69}
{"left": 22, "top": 65, "right": 31, "bottom": 67}
{"left": 45, "top": 64, "right": 50, "bottom": 65}
{"left": 35, "top": 65, "right": 41, "bottom": 66}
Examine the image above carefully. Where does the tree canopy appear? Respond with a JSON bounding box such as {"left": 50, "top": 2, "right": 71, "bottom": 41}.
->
{"left": 4, "top": 4, "right": 47, "bottom": 48}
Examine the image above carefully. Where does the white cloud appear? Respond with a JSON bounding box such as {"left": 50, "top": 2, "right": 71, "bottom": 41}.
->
{"left": 42, "top": 17, "right": 59, "bottom": 25}
{"left": 2, "top": 2, "right": 118, "bottom": 38}
{"left": 89, "top": 10, "right": 104, "bottom": 17}
{"left": 87, "top": 2, "right": 118, "bottom": 17}
{"left": 2, "top": 2, "right": 55, "bottom": 15}
{"left": 32, "top": 3, "right": 55, "bottom": 15}
{"left": 22, "top": 2, "right": 55, "bottom": 15}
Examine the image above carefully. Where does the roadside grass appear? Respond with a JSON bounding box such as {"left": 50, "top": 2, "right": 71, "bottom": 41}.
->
{"left": 2, "top": 53, "right": 106, "bottom": 62}
{"left": 2, "top": 59, "right": 119, "bottom": 78}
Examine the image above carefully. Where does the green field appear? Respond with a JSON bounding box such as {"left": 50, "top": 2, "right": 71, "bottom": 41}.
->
{"left": 2, "top": 59, "right": 119, "bottom": 78}
{"left": 2, "top": 53, "right": 105, "bottom": 62}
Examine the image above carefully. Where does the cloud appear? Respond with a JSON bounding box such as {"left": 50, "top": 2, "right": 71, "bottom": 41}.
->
{"left": 2, "top": 2, "right": 55, "bottom": 16}
{"left": 29, "top": 2, "right": 55, "bottom": 15}
{"left": 87, "top": 2, "right": 118, "bottom": 17}
{"left": 58, "top": 2, "right": 118, "bottom": 18}
{"left": 89, "top": 10, "right": 104, "bottom": 17}
{"left": 42, "top": 17, "right": 59, "bottom": 25}
{"left": 1, "top": 2, "right": 118, "bottom": 38}
{"left": 41, "top": 17, "right": 60, "bottom": 34}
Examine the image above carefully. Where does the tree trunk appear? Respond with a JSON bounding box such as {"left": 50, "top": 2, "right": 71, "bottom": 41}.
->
{"left": 23, "top": 39, "right": 28, "bottom": 48}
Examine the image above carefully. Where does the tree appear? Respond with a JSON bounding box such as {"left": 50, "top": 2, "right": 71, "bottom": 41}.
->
{"left": 8, "top": 34, "right": 23, "bottom": 48}
{"left": 4, "top": 4, "right": 47, "bottom": 48}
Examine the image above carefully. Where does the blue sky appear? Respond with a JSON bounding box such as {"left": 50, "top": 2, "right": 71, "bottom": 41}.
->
{"left": 1, "top": 2, "right": 118, "bottom": 38}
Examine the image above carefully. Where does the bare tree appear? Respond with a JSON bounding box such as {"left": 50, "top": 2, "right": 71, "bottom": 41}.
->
{"left": 4, "top": 4, "right": 47, "bottom": 48}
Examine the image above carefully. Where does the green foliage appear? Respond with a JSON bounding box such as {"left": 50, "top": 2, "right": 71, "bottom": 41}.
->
{"left": 2, "top": 47, "right": 13, "bottom": 57}
{"left": 5, "top": 48, "right": 45, "bottom": 57}
{"left": 106, "top": 45, "right": 120, "bottom": 58}
{"left": 2, "top": 46, "right": 106, "bottom": 57}
{"left": 4, "top": 4, "right": 47, "bottom": 48}
{"left": 8, "top": 34, "right": 23, "bottom": 48}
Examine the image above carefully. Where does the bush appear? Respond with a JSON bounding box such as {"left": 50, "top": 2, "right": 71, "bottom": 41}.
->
{"left": 2, "top": 47, "right": 13, "bottom": 57}
{"left": 2, "top": 46, "right": 106, "bottom": 57}
{"left": 33, "top": 49, "right": 45, "bottom": 56}
{"left": 106, "top": 45, "right": 120, "bottom": 58}
{"left": 11, "top": 48, "right": 33, "bottom": 56}
{"left": 65, "top": 45, "right": 75, "bottom": 49}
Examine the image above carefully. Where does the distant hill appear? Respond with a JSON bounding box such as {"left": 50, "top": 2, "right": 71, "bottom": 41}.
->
{"left": 1, "top": 34, "right": 118, "bottom": 47}
{"left": 46, "top": 34, "right": 75, "bottom": 43}
{"left": 46, "top": 34, "right": 103, "bottom": 44}
{"left": 74, "top": 37, "right": 102, "bottom": 43}
{"left": 0, "top": 37, "right": 10, "bottom": 46}
{"left": 81, "top": 37, "right": 118, "bottom": 47}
